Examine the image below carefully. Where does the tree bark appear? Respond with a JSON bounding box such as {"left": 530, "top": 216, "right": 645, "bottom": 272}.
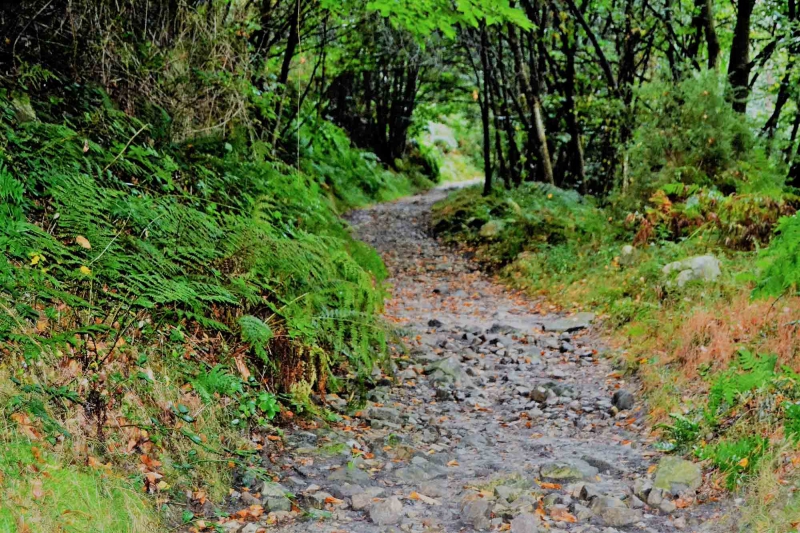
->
{"left": 479, "top": 23, "right": 493, "bottom": 195}
{"left": 507, "top": 23, "right": 554, "bottom": 184}
{"left": 727, "top": 0, "right": 755, "bottom": 113}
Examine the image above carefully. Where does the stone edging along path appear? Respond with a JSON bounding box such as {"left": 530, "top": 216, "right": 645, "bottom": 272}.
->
{"left": 213, "top": 185, "right": 736, "bottom": 533}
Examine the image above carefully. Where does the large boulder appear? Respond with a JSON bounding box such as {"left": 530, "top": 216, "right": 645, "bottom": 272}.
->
{"left": 653, "top": 457, "right": 702, "bottom": 493}
{"left": 662, "top": 255, "right": 721, "bottom": 287}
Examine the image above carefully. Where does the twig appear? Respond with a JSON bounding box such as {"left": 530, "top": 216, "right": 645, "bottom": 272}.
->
{"left": 101, "top": 124, "right": 149, "bottom": 174}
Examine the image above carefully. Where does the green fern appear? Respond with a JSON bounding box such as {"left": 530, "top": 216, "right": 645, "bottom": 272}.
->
{"left": 238, "top": 315, "right": 273, "bottom": 363}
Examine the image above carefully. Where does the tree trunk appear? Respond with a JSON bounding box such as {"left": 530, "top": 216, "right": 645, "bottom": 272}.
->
{"left": 507, "top": 23, "right": 554, "bottom": 184}
{"left": 727, "top": 0, "right": 755, "bottom": 113}
{"left": 479, "top": 23, "right": 493, "bottom": 196}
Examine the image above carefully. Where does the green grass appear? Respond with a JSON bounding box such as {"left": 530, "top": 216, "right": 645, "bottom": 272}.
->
{"left": 0, "top": 440, "right": 158, "bottom": 532}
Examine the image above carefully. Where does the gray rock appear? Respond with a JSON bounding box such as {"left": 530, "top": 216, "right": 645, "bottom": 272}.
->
{"left": 659, "top": 499, "right": 677, "bottom": 513}
{"left": 460, "top": 493, "right": 492, "bottom": 530}
{"left": 538, "top": 312, "right": 595, "bottom": 333}
{"left": 425, "top": 356, "right": 472, "bottom": 387}
{"left": 240, "top": 491, "right": 260, "bottom": 506}
{"left": 540, "top": 459, "right": 599, "bottom": 482}
{"left": 369, "top": 496, "right": 404, "bottom": 525}
{"left": 597, "top": 507, "right": 642, "bottom": 527}
{"left": 306, "top": 491, "right": 333, "bottom": 509}
{"left": 662, "top": 255, "right": 721, "bottom": 287}
{"left": 653, "top": 457, "right": 702, "bottom": 492}
{"left": 367, "top": 406, "right": 402, "bottom": 424}
{"left": 582, "top": 455, "right": 622, "bottom": 474}
{"left": 612, "top": 389, "right": 635, "bottom": 410}
{"left": 394, "top": 460, "right": 447, "bottom": 483}
{"left": 328, "top": 465, "right": 371, "bottom": 484}
{"left": 331, "top": 483, "right": 364, "bottom": 499}
{"left": 510, "top": 512, "right": 540, "bottom": 533}
{"left": 571, "top": 503, "right": 594, "bottom": 521}
{"left": 531, "top": 387, "right": 549, "bottom": 403}
{"left": 351, "top": 492, "right": 374, "bottom": 511}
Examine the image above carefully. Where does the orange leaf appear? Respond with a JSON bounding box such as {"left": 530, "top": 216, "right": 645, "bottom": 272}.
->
{"left": 538, "top": 482, "right": 562, "bottom": 490}
{"left": 551, "top": 507, "right": 577, "bottom": 523}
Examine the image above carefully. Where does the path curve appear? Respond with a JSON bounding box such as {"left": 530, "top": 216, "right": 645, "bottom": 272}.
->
{"left": 226, "top": 185, "right": 734, "bottom": 533}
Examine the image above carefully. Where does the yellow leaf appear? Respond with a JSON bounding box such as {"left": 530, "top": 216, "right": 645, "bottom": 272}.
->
{"left": 738, "top": 457, "right": 749, "bottom": 468}
{"left": 75, "top": 235, "right": 91, "bottom": 249}
{"left": 30, "top": 254, "right": 41, "bottom": 266}
{"left": 79, "top": 266, "right": 92, "bottom": 275}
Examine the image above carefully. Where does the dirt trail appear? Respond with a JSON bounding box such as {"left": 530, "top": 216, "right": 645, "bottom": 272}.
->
{"left": 220, "top": 185, "right": 735, "bottom": 533}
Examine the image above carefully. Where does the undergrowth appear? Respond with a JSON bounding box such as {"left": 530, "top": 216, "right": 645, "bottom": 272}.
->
{"left": 0, "top": 84, "right": 415, "bottom": 528}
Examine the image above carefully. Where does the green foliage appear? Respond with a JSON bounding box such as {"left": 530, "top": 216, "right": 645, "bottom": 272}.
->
{"left": 0, "top": 440, "right": 159, "bottom": 531}
{"left": 624, "top": 70, "right": 785, "bottom": 209}
{"left": 0, "top": 89, "right": 394, "bottom": 399}
{"left": 755, "top": 214, "right": 800, "bottom": 297}
{"left": 784, "top": 402, "right": 800, "bottom": 442}
{"left": 238, "top": 316, "right": 274, "bottom": 364}
{"left": 365, "top": 0, "right": 532, "bottom": 40}
{"left": 698, "top": 437, "right": 767, "bottom": 489}
{"left": 707, "top": 350, "right": 777, "bottom": 416}
{"left": 655, "top": 414, "right": 701, "bottom": 453}
{"left": 432, "top": 183, "right": 612, "bottom": 266}
{"left": 191, "top": 365, "right": 244, "bottom": 403}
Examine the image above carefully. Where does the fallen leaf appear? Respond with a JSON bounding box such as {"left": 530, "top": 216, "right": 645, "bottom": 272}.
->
{"left": 31, "top": 479, "right": 44, "bottom": 500}
{"left": 446, "top": 460, "right": 459, "bottom": 467}
{"left": 324, "top": 496, "right": 344, "bottom": 505}
{"left": 538, "top": 481, "right": 562, "bottom": 490}
{"left": 75, "top": 235, "right": 91, "bottom": 249}
{"left": 551, "top": 507, "right": 577, "bottom": 523}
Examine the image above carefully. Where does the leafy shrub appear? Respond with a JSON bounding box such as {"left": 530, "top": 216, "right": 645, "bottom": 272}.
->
{"left": 0, "top": 88, "right": 396, "bottom": 407}
{"left": 755, "top": 214, "right": 800, "bottom": 297}
{"left": 432, "top": 183, "right": 611, "bottom": 266}
{"left": 623, "top": 70, "right": 784, "bottom": 209}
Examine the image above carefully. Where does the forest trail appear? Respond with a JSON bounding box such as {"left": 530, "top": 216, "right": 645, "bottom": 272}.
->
{"left": 253, "top": 185, "right": 734, "bottom": 533}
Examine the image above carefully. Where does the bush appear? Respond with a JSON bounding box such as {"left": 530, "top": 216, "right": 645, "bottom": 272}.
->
{"left": 432, "top": 183, "right": 611, "bottom": 266}
{"left": 622, "top": 70, "right": 785, "bottom": 209}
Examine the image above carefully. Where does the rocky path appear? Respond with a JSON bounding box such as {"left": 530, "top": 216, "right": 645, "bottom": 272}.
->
{"left": 217, "top": 185, "right": 734, "bottom": 533}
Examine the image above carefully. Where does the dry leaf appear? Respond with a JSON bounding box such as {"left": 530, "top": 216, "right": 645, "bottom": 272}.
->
{"left": 538, "top": 481, "right": 562, "bottom": 490}
{"left": 75, "top": 235, "right": 91, "bottom": 249}
{"left": 550, "top": 507, "right": 577, "bottom": 523}
{"left": 31, "top": 479, "right": 44, "bottom": 500}
{"left": 11, "top": 412, "right": 41, "bottom": 441}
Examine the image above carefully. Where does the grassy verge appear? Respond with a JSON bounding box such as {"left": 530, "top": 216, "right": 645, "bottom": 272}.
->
{"left": 432, "top": 182, "right": 800, "bottom": 531}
